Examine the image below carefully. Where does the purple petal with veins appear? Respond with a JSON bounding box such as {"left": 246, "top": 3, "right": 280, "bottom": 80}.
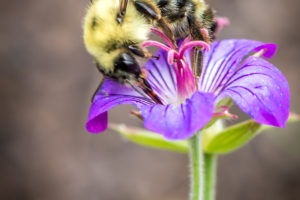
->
{"left": 200, "top": 39, "right": 289, "bottom": 127}
{"left": 86, "top": 79, "right": 154, "bottom": 133}
{"left": 143, "top": 50, "right": 178, "bottom": 104}
{"left": 216, "top": 56, "right": 290, "bottom": 127}
{"left": 199, "top": 39, "right": 277, "bottom": 93}
{"left": 140, "top": 91, "right": 215, "bottom": 140}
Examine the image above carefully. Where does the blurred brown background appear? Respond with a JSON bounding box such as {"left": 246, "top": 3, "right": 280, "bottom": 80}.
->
{"left": 1, "top": 0, "right": 300, "bottom": 199}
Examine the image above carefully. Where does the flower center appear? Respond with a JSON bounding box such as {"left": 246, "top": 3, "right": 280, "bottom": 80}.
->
{"left": 143, "top": 29, "right": 210, "bottom": 104}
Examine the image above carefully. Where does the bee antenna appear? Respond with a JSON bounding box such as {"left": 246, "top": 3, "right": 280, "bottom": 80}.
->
{"left": 117, "top": 0, "right": 129, "bottom": 24}
{"left": 126, "top": 80, "right": 149, "bottom": 99}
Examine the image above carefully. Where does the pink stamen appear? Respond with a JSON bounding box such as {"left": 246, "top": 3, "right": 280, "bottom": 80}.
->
{"left": 182, "top": 59, "right": 196, "bottom": 92}
{"left": 174, "top": 64, "right": 183, "bottom": 96}
{"left": 167, "top": 49, "right": 177, "bottom": 65}
{"left": 181, "top": 36, "right": 191, "bottom": 47}
{"left": 179, "top": 41, "right": 210, "bottom": 58}
{"left": 181, "top": 73, "right": 188, "bottom": 97}
{"left": 182, "top": 67, "right": 191, "bottom": 95}
{"left": 213, "top": 106, "right": 238, "bottom": 119}
{"left": 151, "top": 28, "right": 175, "bottom": 49}
{"left": 142, "top": 40, "right": 171, "bottom": 52}
{"left": 130, "top": 110, "right": 143, "bottom": 120}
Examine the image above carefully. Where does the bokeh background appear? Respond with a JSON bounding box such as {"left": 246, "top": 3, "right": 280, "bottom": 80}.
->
{"left": 1, "top": 0, "right": 300, "bottom": 199}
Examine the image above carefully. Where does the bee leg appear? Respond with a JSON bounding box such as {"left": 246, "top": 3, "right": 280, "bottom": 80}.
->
{"left": 135, "top": 1, "right": 162, "bottom": 20}
{"left": 134, "top": 1, "right": 177, "bottom": 49}
{"left": 137, "top": 77, "right": 163, "bottom": 104}
{"left": 191, "top": 49, "right": 203, "bottom": 79}
{"left": 202, "top": 7, "right": 218, "bottom": 40}
{"left": 187, "top": 14, "right": 211, "bottom": 43}
{"left": 187, "top": 14, "right": 212, "bottom": 77}
{"left": 128, "top": 45, "right": 159, "bottom": 60}
{"left": 156, "top": 18, "right": 177, "bottom": 49}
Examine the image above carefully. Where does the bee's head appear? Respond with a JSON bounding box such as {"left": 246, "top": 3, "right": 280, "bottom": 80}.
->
{"left": 113, "top": 52, "right": 141, "bottom": 81}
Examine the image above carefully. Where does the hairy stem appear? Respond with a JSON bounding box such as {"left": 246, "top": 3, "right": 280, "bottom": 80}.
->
{"left": 189, "top": 133, "right": 205, "bottom": 200}
{"left": 204, "top": 153, "right": 217, "bottom": 200}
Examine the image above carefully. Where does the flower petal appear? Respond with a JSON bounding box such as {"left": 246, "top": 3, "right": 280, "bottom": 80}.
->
{"left": 144, "top": 50, "right": 178, "bottom": 104}
{"left": 217, "top": 56, "right": 290, "bottom": 127}
{"left": 200, "top": 39, "right": 277, "bottom": 93}
{"left": 86, "top": 79, "right": 154, "bottom": 133}
{"left": 139, "top": 91, "right": 215, "bottom": 140}
{"left": 87, "top": 112, "right": 108, "bottom": 133}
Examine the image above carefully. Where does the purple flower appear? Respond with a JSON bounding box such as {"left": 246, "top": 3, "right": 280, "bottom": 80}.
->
{"left": 86, "top": 32, "right": 290, "bottom": 140}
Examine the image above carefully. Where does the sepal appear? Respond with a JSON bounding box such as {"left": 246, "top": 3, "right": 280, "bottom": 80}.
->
{"left": 108, "top": 124, "right": 189, "bottom": 153}
{"left": 203, "top": 113, "right": 300, "bottom": 154}
{"left": 108, "top": 113, "right": 299, "bottom": 154}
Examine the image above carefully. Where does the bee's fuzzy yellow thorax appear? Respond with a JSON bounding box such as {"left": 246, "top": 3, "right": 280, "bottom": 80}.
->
{"left": 83, "top": 0, "right": 151, "bottom": 70}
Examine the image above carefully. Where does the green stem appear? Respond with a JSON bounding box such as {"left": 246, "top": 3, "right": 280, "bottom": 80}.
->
{"left": 204, "top": 153, "right": 217, "bottom": 200}
{"left": 189, "top": 133, "right": 204, "bottom": 200}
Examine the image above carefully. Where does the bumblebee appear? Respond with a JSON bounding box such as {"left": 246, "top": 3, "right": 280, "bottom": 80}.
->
{"left": 83, "top": 0, "right": 178, "bottom": 103}
{"left": 83, "top": 0, "right": 217, "bottom": 103}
